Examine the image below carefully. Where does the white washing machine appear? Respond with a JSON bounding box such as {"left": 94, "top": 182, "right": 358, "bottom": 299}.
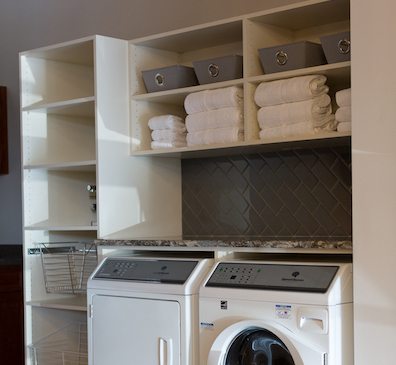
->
{"left": 87, "top": 256, "right": 213, "bottom": 365}
{"left": 199, "top": 260, "right": 353, "bottom": 365}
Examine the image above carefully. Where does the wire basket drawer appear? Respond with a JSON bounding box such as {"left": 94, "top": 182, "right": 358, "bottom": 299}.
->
{"left": 29, "top": 323, "right": 87, "bottom": 365}
{"left": 39, "top": 242, "right": 97, "bottom": 294}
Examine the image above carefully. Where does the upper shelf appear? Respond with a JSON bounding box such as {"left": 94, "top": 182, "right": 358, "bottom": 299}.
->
{"left": 131, "top": 132, "right": 351, "bottom": 159}
{"left": 129, "top": 0, "right": 349, "bottom": 50}
{"left": 247, "top": 0, "right": 349, "bottom": 30}
{"left": 131, "top": 62, "right": 350, "bottom": 105}
{"left": 20, "top": 37, "right": 94, "bottom": 66}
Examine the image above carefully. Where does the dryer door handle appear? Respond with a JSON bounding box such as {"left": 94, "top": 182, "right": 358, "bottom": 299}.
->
{"left": 159, "top": 337, "right": 173, "bottom": 365}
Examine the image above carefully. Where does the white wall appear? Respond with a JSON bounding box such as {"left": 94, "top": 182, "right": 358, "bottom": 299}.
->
{"left": 0, "top": 0, "right": 301, "bottom": 244}
{"left": 351, "top": 0, "right": 396, "bottom": 363}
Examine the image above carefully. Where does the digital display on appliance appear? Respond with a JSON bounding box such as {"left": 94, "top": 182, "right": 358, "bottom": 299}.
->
{"left": 206, "top": 263, "right": 339, "bottom": 293}
{"left": 94, "top": 258, "right": 198, "bottom": 284}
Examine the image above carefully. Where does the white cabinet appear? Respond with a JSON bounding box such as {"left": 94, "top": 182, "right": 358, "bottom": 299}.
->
{"left": 20, "top": 35, "right": 181, "bottom": 364}
{"left": 129, "top": 0, "right": 351, "bottom": 157}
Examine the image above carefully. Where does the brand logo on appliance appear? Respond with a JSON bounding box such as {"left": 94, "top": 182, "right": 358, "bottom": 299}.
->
{"left": 220, "top": 300, "right": 228, "bottom": 310}
{"left": 281, "top": 271, "right": 304, "bottom": 282}
{"left": 200, "top": 322, "right": 214, "bottom": 329}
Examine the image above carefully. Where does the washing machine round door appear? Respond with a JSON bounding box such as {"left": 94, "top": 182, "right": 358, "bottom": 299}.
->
{"left": 207, "top": 320, "right": 324, "bottom": 365}
{"left": 225, "top": 327, "right": 294, "bottom": 365}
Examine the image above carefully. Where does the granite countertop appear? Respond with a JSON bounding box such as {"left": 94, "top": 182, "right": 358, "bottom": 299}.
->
{"left": 95, "top": 239, "right": 352, "bottom": 250}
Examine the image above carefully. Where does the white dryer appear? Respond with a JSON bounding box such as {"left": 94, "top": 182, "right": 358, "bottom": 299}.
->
{"left": 87, "top": 256, "right": 212, "bottom": 365}
{"left": 199, "top": 260, "right": 353, "bottom": 365}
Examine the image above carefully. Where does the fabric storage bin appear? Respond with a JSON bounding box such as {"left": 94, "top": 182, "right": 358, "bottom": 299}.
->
{"left": 320, "top": 31, "right": 351, "bottom": 63}
{"left": 192, "top": 55, "right": 243, "bottom": 84}
{"left": 142, "top": 65, "right": 198, "bottom": 92}
{"left": 258, "top": 41, "right": 326, "bottom": 74}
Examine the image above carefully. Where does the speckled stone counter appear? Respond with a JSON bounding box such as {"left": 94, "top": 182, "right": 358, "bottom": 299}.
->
{"left": 95, "top": 239, "right": 352, "bottom": 251}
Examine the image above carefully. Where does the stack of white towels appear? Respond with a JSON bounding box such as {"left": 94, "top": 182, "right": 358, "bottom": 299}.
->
{"left": 254, "top": 75, "right": 337, "bottom": 139}
{"left": 184, "top": 86, "right": 244, "bottom": 146}
{"left": 335, "top": 88, "right": 351, "bottom": 132}
{"left": 148, "top": 114, "right": 187, "bottom": 149}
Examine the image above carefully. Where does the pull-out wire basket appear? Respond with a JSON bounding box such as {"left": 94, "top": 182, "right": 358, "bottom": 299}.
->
{"left": 29, "top": 322, "right": 87, "bottom": 365}
{"left": 39, "top": 242, "right": 97, "bottom": 294}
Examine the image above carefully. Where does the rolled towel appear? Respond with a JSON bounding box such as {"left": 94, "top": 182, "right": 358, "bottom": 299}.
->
{"left": 185, "top": 107, "right": 243, "bottom": 132}
{"left": 186, "top": 127, "right": 243, "bottom": 146}
{"left": 148, "top": 114, "right": 186, "bottom": 132}
{"left": 315, "top": 114, "right": 338, "bottom": 131}
{"left": 335, "top": 106, "right": 351, "bottom": 123}
{"left": 254, "top": 75, "right": 329, "bottom": 107}
{"left": 257, "top": 94, "right": 332, "bottom": 129}
{"left": 335, "top": 88, "right": 351, "bottom": 107}
{"left": 151, "top": 140, "right": 187, "bottom": 149}
{"left": 259, "top": 122, "right": 314, "bottom": 140}
{"left": 151, "top": 129, "right": 186, "bottom": 142}
{"left": 337, "top": 122, "right": 351, "bottom": 133}
{"left": 184, "top": 86, "right": 243, "bottom": 114}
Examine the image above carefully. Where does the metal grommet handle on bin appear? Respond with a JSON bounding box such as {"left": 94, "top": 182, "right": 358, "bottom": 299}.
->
{"left": 155, "top": 73, "right": 165, "bottom": 87}
{"left": 208, "top": 63, "right": 220, "bottom": 78}
{"left": 276, "top": 50, "right": 288, "bottom": 65}
{"left": 338, "top": 39, "right": 351, "bottom": 54}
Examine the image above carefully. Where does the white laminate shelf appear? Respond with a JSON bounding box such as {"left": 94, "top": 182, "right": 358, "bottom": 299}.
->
{"left": 27, "top": 296, "right": 87, "bottom": 312}
{"left": 24, "top": 224, "right": 97, "bottom": 232}
{"left": 131, "top": 62, "right": 350, "bottom": 104}
{"left": 132, "top": 78, "right": 244, "bottom": 105}
{"left": 131, "top": 131, "right": 351, "bottom": 159}
{"left": 22, "top": 96, "right": 95, "bottom": 116}
{"left": 23, "top": 160, "right": 96, "bottom": 171}
{"left": 247, "top": 61, "right": 351, "bottom": 85}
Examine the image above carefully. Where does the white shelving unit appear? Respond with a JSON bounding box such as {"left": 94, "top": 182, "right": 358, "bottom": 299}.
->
{"left": 20, "top": 1, "right": 351, "bottom": 364}
{"left": 129, "top": 0, "right": 350, "bottom": 155}
{"left": 20, "top": 35, "right": 182, "bottom": 364}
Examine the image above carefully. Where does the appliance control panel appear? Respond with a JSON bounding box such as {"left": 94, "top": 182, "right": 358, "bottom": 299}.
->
{"left": 206, "top": 263, "right": 339, "bottom": 293}
{"left": 94, "top": 258, "right": 198, "bottom": 284}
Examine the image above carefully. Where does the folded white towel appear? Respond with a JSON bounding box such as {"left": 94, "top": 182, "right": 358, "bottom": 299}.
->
{"left": 335, "top": 88, "right": 351, "bottom": 107}
{"left": 184, "top": 86, "right": 243, "bottom": 114}
{"left": 186, "top": 127, "right": 243, "bottom": 146}
{"left": 259, "top": 116, "right": 337, "bottom": 140}
{"left": 337, "top": 121, "right": 352, "bottom": 133}
{"left": 254, "top": 75, "right": 329, "bottom": 107}
{"left": 151, "top": 129, "right": 186, "bottom": 142}
{"left": 259, "top": 122, "right": 314, "bottom": 140}
{"left": 151, "top": 140, "right": 187, "bottom": 149}
{"left": 335, "top": 106, "right": 351, "bottom": 123}
{"left": 148, "top": 115, "right": 186, "bottom": 131}
{"left": 185, "top": 107, "right": 243, "bottom": 132}
{"left": 257, "top": 94, "right": 332, "bottom": 129}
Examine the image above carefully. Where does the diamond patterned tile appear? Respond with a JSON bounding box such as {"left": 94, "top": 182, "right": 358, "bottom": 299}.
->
{"left": 182, "top": 147, "right": 352, "bottom": 240}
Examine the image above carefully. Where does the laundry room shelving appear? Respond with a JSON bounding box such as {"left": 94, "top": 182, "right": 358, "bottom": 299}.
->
{"left": 20, "top": 0, "right": 351, "bottom": 363}
{"left": 20, "top": 35, "right": 182, "bottom": 364}
{"left": 129, "top": 0, "right": 350, "bottom": 157}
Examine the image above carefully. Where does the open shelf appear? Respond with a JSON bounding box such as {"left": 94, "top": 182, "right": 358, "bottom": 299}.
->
{"left": 25, "top": 224, "right": 97, "bottom": 231}
{"left": 27, "top": 296, "right": 87, "bottom": 312}
{"left": 22, "top": 96, "right": 95, "bottom": 114}
{"left": 24, "top": 160, "right": 96, "bottom": 172}
{"left": 132, "top": 78, "right": 244, "bottom": 104}
{"left": 131, "top": 131, "right": 351, "bottom": 159}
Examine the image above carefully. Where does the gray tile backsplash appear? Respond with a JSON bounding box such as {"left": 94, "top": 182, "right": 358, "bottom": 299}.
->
{"left": 182, "top": 147, "right": 352, "bottom": 240}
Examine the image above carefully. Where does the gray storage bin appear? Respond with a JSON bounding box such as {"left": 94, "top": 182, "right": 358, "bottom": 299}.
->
{"left": 142, "top": 65, "right": 198, "bottom": 93}
{"left": 320, "top": 31, "right": 351, "bottom": 63}
{"left": 258, "top": 41, "right": 326, "bottom": 74}
{"left": 192, "top": 55, "right": 243, "bottom": 84}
